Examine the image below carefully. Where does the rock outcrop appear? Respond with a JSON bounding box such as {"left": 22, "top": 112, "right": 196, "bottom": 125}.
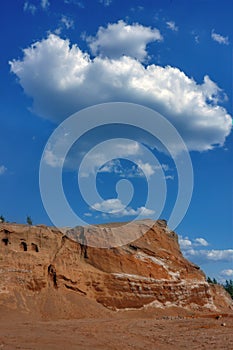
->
{"left": 0, "top": 220, "right": 232, "bottom": 317}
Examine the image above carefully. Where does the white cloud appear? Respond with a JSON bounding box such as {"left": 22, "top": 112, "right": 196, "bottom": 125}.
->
{"left": 24, "top": 0, "right": 49, "bottom": 14}
{"left": 179, "top": 235, "right": 233, "bottom": 265}
{"left": 98, "top": 159, "right": 139, "bottom": 178}
{"left": 137, "top": 160, "right": 155, "bottom": 177}
{"left": 114, "top": 141, "right": 141, "bottom": 155}
{"left": 0, "top": 165, "right": 7, "bottom": 175}
{"left": 79, "top": 139, "right": 160, "bottom": 178}
{"left": 23, "top": 2, "right": 37, "bottom": 14}
{"left": 166, "top": 21, "right": 178, "bottom": 32}
{"left": 92, "top": 198, "right": 124, "bottom": 213}
{"left": 64, "top": 0, "right": 84, "bottom": 6}
{"left": 43, "top": 146, "right": 64, "bottom": 168}
{"left": 220, "top": 269, "right": 233, "bottom": 277}
{"left": 130, "top": 6, "right": 144, "bottom": 12}
{"left": 159, "top": 164, "right": 169, "bottom": 171}
{"left": 76, "top": 139, "right": 172, "bottom": 180}
{"left": 9, "top": 33, "right": 232, "bottom": 152}
{"left": 184, "top": 248, "right": 233, "bottom": 264}
{"left": 179, "top": 236, "right": 192, "bottom": 249}
{"left": 42, "top": 132, "right": 71, "bottom": 168}
{"left": 194, "top": 237, "right": 209, "bottom": 247}
{"left": 87, "top": 20, "right": 162, "bottom": 61}
{"left": 41, "top": 0, "right": 50, "bottom": 10}
{"left": 79, "top": 140, "right": 143, "bottom": 177}
{"left": 179, "top": 235, "right": 210, "bottom": 249}
{"left": 211, "top": 30, "right": 229, "bottom": 45}
{"left": 54, "top": 15, "right": 74, "bottom": 34}
{"left": 98, "top": 158, "right": 172, "bottom": 180}
{"left": 99, "top": 0, "right": 112, "bottom": 7}
{"left": 61, "top": 15, "right": 74, "bottom": 30}
{"left": 165, "top": 175, "right": 174, "bottom": 180}
{"left": 92, "top": 198, "right": 154, "bottom": 217}
{"left": 98, "top": 159, "right": 122, "bottom": 174}
{"left": 191, "top": 31, "right": 200, "bottom": 44}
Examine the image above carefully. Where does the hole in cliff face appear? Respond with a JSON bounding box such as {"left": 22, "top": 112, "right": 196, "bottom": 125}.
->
{"left": 20, "top": 241, "right": 27, "bottom": 251}
{"left": 81, "top": 244, "right": 88, "bottom": 259}
{"left": 129, "top": 244, "right": 138, "bottom": 251}
{"left": 2, "top": 229, "right": 10, "bottom": 235}
{"left": 31, "top": 243, "right": 39, "bottom": 252}
{"left": 1, "top": 230, "right": 11, "bottom": 246}
{"left": 48, "top": 264, "right": 58, "bottom": 288}
{"left": 2, "top": 238, "right": 9, "bottom": 246}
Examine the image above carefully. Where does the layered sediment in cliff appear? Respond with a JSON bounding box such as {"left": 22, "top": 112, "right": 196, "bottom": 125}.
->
{"left": 0, "top": 220, "right": 232, "bottom": 318}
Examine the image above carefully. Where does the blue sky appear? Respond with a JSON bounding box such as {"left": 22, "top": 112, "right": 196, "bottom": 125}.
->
{"left": 0, "top": 0, "right": 232, "bottom": 281}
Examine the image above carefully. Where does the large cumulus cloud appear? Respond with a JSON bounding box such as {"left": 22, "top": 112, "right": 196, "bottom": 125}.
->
{"left": 9, "top": 30, "right": 232, "bottom": 152}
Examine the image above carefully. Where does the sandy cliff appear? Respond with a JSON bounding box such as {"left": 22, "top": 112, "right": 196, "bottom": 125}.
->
{"left": 0, "top": 220, "right": 232, "bottom": 319}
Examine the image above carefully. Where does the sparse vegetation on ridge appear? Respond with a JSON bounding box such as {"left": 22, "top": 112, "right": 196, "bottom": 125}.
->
{"left": 26, "top": 216, "right": 33, "bottom": 225}
{"left": 207, "top": 276, "right": 233, "bottom": 300}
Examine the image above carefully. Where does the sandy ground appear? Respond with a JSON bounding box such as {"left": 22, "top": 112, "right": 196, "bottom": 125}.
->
{"left": 0, "top": 311, "right": 233, "bottom": 350}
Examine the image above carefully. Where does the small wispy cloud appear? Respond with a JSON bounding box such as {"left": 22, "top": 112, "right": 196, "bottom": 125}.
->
{"left": 61, "top": 15, "right": 74, "bottom": 29}
{"left": 165, "top": 175, "right": 174, "bottom": 180}
{"left": 194, "top": 237, "right": 209, "bottom": 247}
{"left": 179, "top": 236, "right": 193, "bottom": 249}
{"left": 166, "top": 21, "right": 178, "bottom": 32}
{"left": 98, "top": 159, "right": 172, "bottom": 180}
{"left": 24, "top": 0, "right": 50, "bottom": 14}
{"left": 211, "top": 30, "right": 229, "bottom": 45}
{"left": 191, "top": 30, "right": 200, "bottom": 44}
{"left": 55, "top": 15, "right": 74, "bottom": 34}
{"left": 130, "top": 6, "right": 144, "bottom": 12}
{"left": 43, "top": 141, "right": 65, "bottom": 168}
{"left": 41, "top": 0, "right": 50, "bottom": 10}
{"left": 0, "top": 165, "right": 7, "bottom": 175}
{"left": 64, "top": 0, "right": 84, "bottom": 7}
{"left": 99, "top": 0, "right": 112, "bottom": 6}
{"left": 220, "top": 269, "right": 233, "bottom": 277}
{"left": 23, "top": 2, "right": 37, "bottom": 15}
{"left": 194, "top": 35, "right": 199, "bottom": 43}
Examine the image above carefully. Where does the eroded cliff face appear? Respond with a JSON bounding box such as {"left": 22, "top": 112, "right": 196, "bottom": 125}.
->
{"left": 0, "top": 220, "right": 232, "bottom": 316}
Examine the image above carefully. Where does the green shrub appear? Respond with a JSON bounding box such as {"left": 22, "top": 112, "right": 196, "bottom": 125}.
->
{"left": 26, "top": 216, "right": 32, "bottom": 225}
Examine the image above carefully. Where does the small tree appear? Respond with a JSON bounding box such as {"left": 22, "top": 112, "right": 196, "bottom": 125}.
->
{"left": 223, "top": 280, "right": 233, "bottom": 299}
{"left": 26, "top": 216, "right": 32, "bottom": 225}
{"left": 213, "top": 278, "right": 218, "bottom": 284}
{"left": 0, "top": 215, "right": 5, "bottom": 223}
{"left": 207, "top": 276, "right": 213, "bottom": 283}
